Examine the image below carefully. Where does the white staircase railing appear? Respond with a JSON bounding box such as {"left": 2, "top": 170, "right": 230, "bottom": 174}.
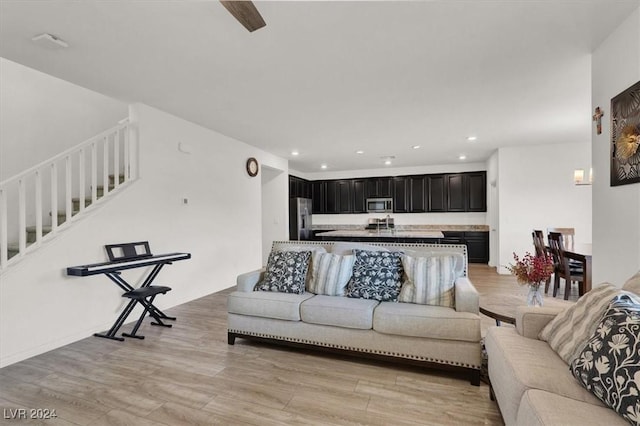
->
{"left": 0, "top": 119, "right": 137, "bottom": 270}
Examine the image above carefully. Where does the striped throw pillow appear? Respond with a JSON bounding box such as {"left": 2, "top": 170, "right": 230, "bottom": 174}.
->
{"left": 538, "top": 283, "right": 620, "bottom": 364}
{"left": 398, "top": 255, "right": 458, "bottom": 308}
{"left": 307, "top": 252, "right": 355, "bottom": 296}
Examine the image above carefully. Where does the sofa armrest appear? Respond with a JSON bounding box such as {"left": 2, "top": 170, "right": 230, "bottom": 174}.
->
{"left": 455, "top": 277, "right": 479, "bottom": 314}
{"left": 237, "top": 268, "right": 265, "bottom": 292}
{"left": 515, "top": 306, "right": 564, "bottom": 339}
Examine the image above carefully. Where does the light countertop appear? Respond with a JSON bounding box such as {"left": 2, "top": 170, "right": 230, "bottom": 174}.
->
{"left": 315, "top": 230, "right": 444, "bottom": 238}
{"left": 313, "top": 224, "right": 489, "bottom": 232}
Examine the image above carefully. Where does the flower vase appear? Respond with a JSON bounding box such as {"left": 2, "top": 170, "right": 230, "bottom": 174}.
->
{"left": 526, "top": 285, "right": 544, "bottom": 307}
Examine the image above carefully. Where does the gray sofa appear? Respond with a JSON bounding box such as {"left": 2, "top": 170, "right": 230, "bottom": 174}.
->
{"left": 485, "top": 274, "right": 640, "bottom": 425}
{"left": 227, "top": 240, "right": 483, "bottom": 385}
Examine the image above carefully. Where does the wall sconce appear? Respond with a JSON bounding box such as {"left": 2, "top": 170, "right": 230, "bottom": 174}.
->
{"left": 574, "top": 168, "right": 593, "bottom": 186}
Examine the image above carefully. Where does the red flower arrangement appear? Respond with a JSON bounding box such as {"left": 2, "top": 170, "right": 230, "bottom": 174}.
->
{"left": 507, "top": 252, "right": 554, "bottom": 288}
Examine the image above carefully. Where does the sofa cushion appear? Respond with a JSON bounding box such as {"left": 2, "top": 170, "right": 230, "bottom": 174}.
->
{"left": 373, "top": 302, "right": 479, "bottom": 342}
{"left": 517, "top": 389, "right": 626, "bottom": 426}
{"left": 570, "top": 293, "right": 640, "bottom": 425}
{"left": 307, "top": 252, "right": 355, "bottom": 296}
{"left": 623, "top": 270, "right": 640, "bottom": 296}
{"left": 399, "top": 254, "right": 458, "bottom": 307}
{"left": 255, "top": 250, "right": 312, "bottom": 294}
{"left": 300, "top": 295, "right": 379, "bottom": 329}
{"left": 402, "top": 249, "right": 466, "bottom": 278}
{"left": 485, "top": 326, "right": 605, "bottom": 426}
{"left": 227, "top": 291, "right": 315, "bottom": 321}
{"left": 345, "top": 249, "right": 404, "bottom": 302}
{"left": 538, "top": 283, "right": 620, "bottom": 364}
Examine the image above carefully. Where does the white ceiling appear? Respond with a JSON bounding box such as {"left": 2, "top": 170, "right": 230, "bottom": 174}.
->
{"left": 1, "top": 0, "right": 638, "bottom": 172}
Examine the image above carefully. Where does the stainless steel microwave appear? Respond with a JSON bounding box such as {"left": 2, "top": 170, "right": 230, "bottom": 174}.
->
{"left": 366, "top": 198, "right": 393, "bottom": 213}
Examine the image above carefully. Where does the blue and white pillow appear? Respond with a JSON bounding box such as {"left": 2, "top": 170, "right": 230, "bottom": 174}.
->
{"left": 570, "top": 293, "right": 640, "bottom": 425}
{"left": 345, "top": 249, "right": 403, "bottom": 302}
{"left": 254, "top": 250, "right": 311, "bottom": 294}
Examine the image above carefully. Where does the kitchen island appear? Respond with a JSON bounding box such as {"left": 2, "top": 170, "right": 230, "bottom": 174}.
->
{"left": 316, "top": 229, "right": 444, "bottom": 241}
{"left": 313, "top": 225, "right": 489, "bottom": 263}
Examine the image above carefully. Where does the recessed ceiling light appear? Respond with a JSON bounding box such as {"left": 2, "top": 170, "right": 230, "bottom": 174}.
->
{"left": 320, "top": 164, "right": 327, "bottom": 169}
{"left": 380, "top": 155, "right": 395, "bottom": 166}
{"left": 412, "top": 145, "right": 421, "bottom": 149}
{"left": 459, "top": 154, "right": 467, "bottom": 160}
{"left": 291, "top": 151, "right": 299, "bottom": 156}
{"left": 355, "top": 150, "right": 364, "bottom": 154}
{"left": 467, "top": 136, "right": 477, "bottom": 142}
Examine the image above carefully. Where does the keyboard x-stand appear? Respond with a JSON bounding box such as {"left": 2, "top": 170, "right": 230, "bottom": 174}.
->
{"left": 67, "top": 242, "right": 191, "bottom": 341}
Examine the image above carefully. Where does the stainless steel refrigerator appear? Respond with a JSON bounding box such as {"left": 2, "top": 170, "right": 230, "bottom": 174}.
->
{"left": 289, "top": 198, "right": 313, "bottom": 240}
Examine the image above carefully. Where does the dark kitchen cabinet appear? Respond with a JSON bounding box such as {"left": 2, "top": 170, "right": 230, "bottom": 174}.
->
{"left": 289, "top": 175, "right": 311, "bottom": 199}
{"left": 366, "top": 177, "right": 393, "bottom": 198}
{"left": 325, "top": 180, "right": 352, "bottom": 214}
{"left": 465, "top": 231, "right": 489, "bottom": 263}
{"left": 408, "top": 176, "right": 427, "bottom": 212}
{"left": 311, "top": 181, "right": 326, "bottom": 214}
{"left": 446, "top": 174, "right": 466, "bottom": 212}
{"left": 352, "top": 179, "right": 367, "bottom": 213}
{"left": 307, "top": 171, "right": 486, "bottom": 215}
{"left": 428, "top": 175, "right": 447, "bottom": 212}
{"left": 467, "top": 172, "right": 487, "bottom": 212}
{"left": 441, "top": 231, "right": 465, "bottom": 245}
{"left": 325, "top": 180, "right": 338, "bottom": 213}
{"left": 337, "top": 180, "right": 352, "bottom": 213}
{"left": 392, "top": 177, "right": 409, "bottom": 213}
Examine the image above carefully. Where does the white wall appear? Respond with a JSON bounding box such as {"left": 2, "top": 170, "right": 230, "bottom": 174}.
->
{"left": 496, "top": 142, "right": 592, "bottom": 273}
{"left": 0, "top": 103, "right": 288, "bottom": 367}
{"left": 591, "top": 7, "right": 640, "bottom": 286}
{"left": 0, "top": 58, "right": 128, "bottom": 180}
{"left": 486, "top": 151, "right": 500, "bottom": 267}
{"left": 294, "top": 162, "right": 489, "bottom": 227}
{"left": 261, "top": 165, "right": 289, "bottom": 265}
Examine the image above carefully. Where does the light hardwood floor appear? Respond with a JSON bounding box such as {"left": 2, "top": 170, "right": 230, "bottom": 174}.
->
{"left": 0, "top": 265, "right": 579, "bottom": 425}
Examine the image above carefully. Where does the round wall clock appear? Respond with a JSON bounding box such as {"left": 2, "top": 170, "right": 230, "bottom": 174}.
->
{"left": 246, "top": 157, "right": 259, "bottom": 177}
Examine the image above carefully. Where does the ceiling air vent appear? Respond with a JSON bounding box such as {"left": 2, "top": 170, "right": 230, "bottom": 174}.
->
{"left": 31, "top": 33, "right": 68, "bottom": 49}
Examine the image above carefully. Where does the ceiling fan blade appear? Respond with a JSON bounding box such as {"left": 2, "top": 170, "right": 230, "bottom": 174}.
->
{"left": 220, "top": 1, "right": 266, "bottom": 32}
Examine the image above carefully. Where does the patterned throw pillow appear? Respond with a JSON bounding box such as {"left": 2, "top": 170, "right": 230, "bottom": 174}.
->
{"left": 345, "top": 249, "right": 403, "bottom": 302}
{"left": 570, "top": 293, "right": 640, "bottom": 425}
{"left": 539, "top": 283, "right": 620, "bottom": 364}
{"left": 399, "top": 255, "right": 458, "bottom": 308}
{"left": 307, "top": 252, "right": 355, "bottom": 296}
{"left": 254, "top": 250, "right": 311, "bottom": 294}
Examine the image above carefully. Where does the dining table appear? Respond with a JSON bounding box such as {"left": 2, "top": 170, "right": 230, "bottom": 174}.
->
{"left": 564, "top": 243, "right": 592, "bottom": 294}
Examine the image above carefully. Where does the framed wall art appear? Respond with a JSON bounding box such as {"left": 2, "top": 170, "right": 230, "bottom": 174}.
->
{"left": 610, "top": 80, "right": 640, "bottom": 187}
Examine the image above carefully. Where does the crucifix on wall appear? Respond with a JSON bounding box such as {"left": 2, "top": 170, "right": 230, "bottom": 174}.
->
{"left": 593, "top": 107, "right": 604, "bottom": 135}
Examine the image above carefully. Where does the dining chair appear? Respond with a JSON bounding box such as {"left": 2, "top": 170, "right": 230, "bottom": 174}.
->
{"left": 548, "top": 232, "right": 584, "bottom": 299}
{"left": 547, "top": 227, "right": 575, "bottom": 252}
{"left": 532, "top": 230, "right": 552, "bottom": 293}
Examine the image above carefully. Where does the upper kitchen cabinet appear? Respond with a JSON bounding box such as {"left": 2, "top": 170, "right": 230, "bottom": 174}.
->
{"left": 289, "top": 175, "right": 311, "bottom": 199}
{"left": 306, "top": 171, "right": 486, "bottom": 215}
{"left": 325, "top": 179, "right": 353, "bottom": 214}
{"left": 392, "top": 177, "right": 409, "bottom": 213}
{"left": 365, "top": 177, "right": 393, "bottom": 198}
{"left": 408, "top": 175, "right": 427, "bottom": 213}
{"left": 311, "top": 180, "right": 326, "bottom": 214}
{"left": 352, "top": 179, "right": 367, "bottom": 213}
{"left": 467, "top": 172, "right": 487, "bottom": 212}
{"left": 445, "top": 172, "right": 487, "bottom": 212}
{"left": 427, "top": 175, "right": 447, "bottom": 212}
{"left": 446, "top": 174, "right": 466, "bottom": 212}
